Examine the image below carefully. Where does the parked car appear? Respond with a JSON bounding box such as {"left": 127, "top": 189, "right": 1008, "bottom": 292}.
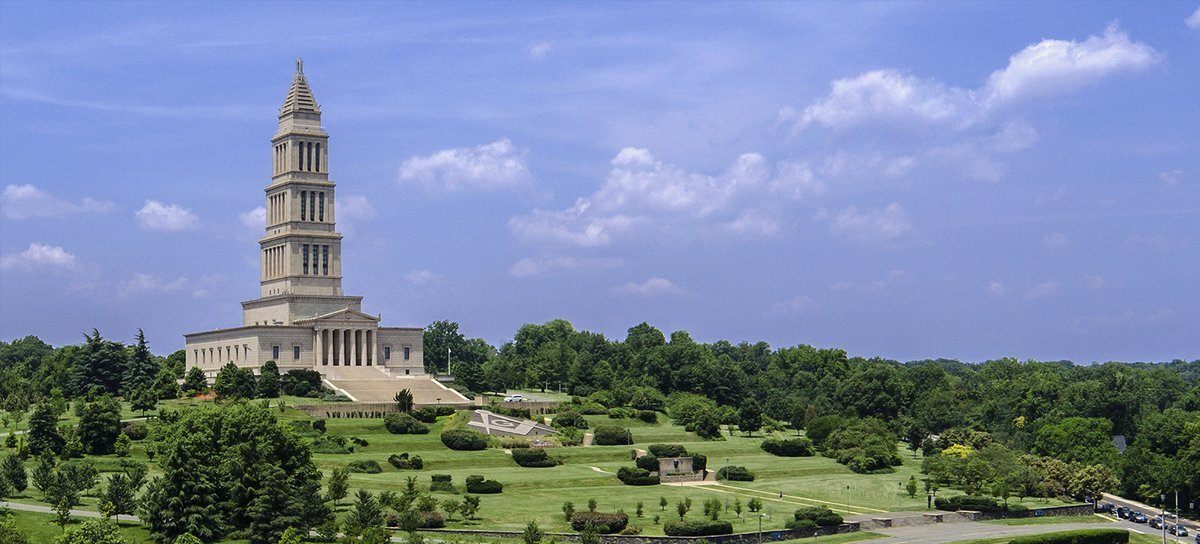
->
{"left": 1131, "top": 512, "right": 1148, "bottom": 524}
{"left": 502, "top": 394, "right": 525, "bottom": 402}
{"left": 1117, "top": 507, "right": 1130, "bottom": 519}
{"left": 1192, "top": 531, "right": 1198, "bottom": 543}
{"left": 1150, "top": 517, "right": 1164, "bottom": 529}
{"left": 1168, "top": 524, "right": 1188, "bottom": 537}
{"left": 1097, "top": 503, "right": 1115, "bottom": 513}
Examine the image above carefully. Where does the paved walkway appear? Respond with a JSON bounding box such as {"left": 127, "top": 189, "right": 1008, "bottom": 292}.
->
{"left": 1, "top": 499, "right": 140, "bottom": 523}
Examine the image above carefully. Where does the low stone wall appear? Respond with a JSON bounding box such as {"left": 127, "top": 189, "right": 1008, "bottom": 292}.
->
{"left": 474, "top": 397, "right": 563, "bottom": 415}
{"left": 963, "top": 503, "right": 1093, "bottom": 521}
{"left": 418, "top": 523, "right": 859, "bottom": 544}
{"left": 293, "top": 402, "right": 467, "bottom": 418}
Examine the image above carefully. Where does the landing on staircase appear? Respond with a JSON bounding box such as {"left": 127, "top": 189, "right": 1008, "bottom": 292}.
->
{"left": 322, "top": 366, "right": 470, "bottom": 405}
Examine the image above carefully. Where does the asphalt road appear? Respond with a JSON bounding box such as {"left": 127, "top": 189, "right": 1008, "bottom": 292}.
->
{"left": 867, "top": 515, "right": 1192, "bottom": 544}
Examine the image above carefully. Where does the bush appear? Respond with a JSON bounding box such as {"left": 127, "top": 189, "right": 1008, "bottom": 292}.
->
{"left": 761, "top": 437, "right": 814, "bottom": 457}
{"left": 465, "top": 474, "right": 503, "bottom": 493}
{"left": 592, "top": 425, "right": 633, "bottom": 445}
{"left": 312, "top": 419, "right": 326, "bottom": 433}
{"left": 934, "top": 495, "right": 1004, "bottom": 512}
{"left": 570, "top": 511, "right": 629, "bottom": 533}
{"left": 608, "top": 407, "right": 636, "bottom": 419}
{"left": 384, "top": 412, "right": 430, "bottom": 435}
{"left": 122, "top": 421, "right": 148, "bottom": 441}
{"left": 553, "top": 410, "right": 588, "bottom": 430}
{"left": 430, "top": 474, "right": 455, "bottom": 492}
{"left": 647, "top": 444, "right": 688, "bottom": 457}
{"left": 716, "top": 466, "right": 755, "bottom": 481}
{"left": 1007, "top": 529, "right": 1129, "bottom": 544}
{"left": 578, "top": 401, "right": 609, "bottom": 415}
{"left": 691, "top": 453, "right": 707, "bottom": 473}
{"left": 616, "top": 466, "right": 660, "bottom": 486}
{"left": 388, "top": 453, "right": 423, "bottom": 470}
{"left": 489, "top": 405, "right": 533, "bottom": 420}
{"left": 792, "top": 506, "right": 843, "bottom": 527}
{"left": 281, "top": 369, "right": 323, "bottom": 397}
{"left": 310, "top": 435, "right": 355, "bottom": 454}
{"left": 413, "top": 405, "right": 456, "bottom": 423}
{"left": 637, "top": 410, "right": 658, "bottom": 424}
{"left": 663, "top": 520, "right": 733, "bottom": 536}
{"left": 441, "top": 428, "right": 489, "bottom": 450}
{"left": 786, "top": 519, "right": 818, "bottom": 531}
{"left": 347, "top": 460, "right": 382, "bottom": 474}
{"left": 420, "top": 511, "right": 446, "bottom": 528}
{"left": 635, "top": 454, "right": 659, "bottom": 472}
{"left": 512, "top": 448, "right": 562, "bottom": 468}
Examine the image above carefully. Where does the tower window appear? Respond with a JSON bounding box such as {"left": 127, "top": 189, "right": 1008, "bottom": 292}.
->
{"left": 300, "top": 191, "right": 307, "bottom": 221}
{"left": 302, "top": 244, "right": 309, "bottom": 274}
{"left": 315, "top": 143, "right": 321, "bottom": 172}
{"left": 403, "top": 346, "right": 411, "bottom": 360}
{"left": 318, "top": 192, "right": 325, "bottom": 221}
{"left": 322, "top": 245, "right": 329, "bottom": 275}
{"left": 296, "top": 142, "right": 302, "bottom": 172}
{"left": 384, "top": 346, "right": 391, "bottom": 360}
{"left": 312, "top": 245, "right": 319, "bottom": 275}
{"left": 309, "top": 191, "right": 316, "bottom": 222}
{"left": 306, "top": 142, "right": 313, "bottom": 171}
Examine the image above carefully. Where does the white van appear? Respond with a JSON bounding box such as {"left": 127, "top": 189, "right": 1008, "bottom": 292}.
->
{"left": 503, "top": 394, "right": 525, "bottom": 402}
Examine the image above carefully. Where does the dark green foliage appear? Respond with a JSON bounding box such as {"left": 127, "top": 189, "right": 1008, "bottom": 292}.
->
{"left": 738, "top": 398, "right": 763, "bottom": 435}
{"left": 440, "top": 428, "right": 488, "bottom": 450}
{"left": 691, "top": 453, "right": 707, "bottom": 472}
{"left": 1033, "top": 417, "right": 1119, "bottom": 467}
{"left": 124, "top": 329, "right": 158, "bottom": 395}
{"left": 607, "top": 407, "right": 636, "bottom": 419}
{"left": 280, "top": 369, "right": 322, "bottom": 397}
{"left": 804, "top": 415, "right": 845, "bottom": 447}
{"left": 394, "top": 389, "right": 414, "bottom": 413}
{"left": 511, "top": 447, "right": 561, "bottom": 467}
{"left": 761, "top": 437, "right": 814, "bottom": 457}
{"left": 592, "top": 425, "right": 632, "bottom": 445}
{"left": 489, "top": 405, "right": 533, "bottom": 419}
{"left": 154, "top": 365, "right": 181, "bottom": 400}
{"left": 77, "top": 394, "right": 121, "bottom": 455}
{"left": 823, "top": 418, "right": 902, "bottom": 473}
{"left": 430, "top": 474, "right": 454, "bottom": 492}
{"left": 73, "top": 330, "right": 128, "bottom": 397}
{"left": 934, "top": 495, "right": 1004, "bottom": 512}
{"left": 635, "top": 454, "right": 659, "bottom": 472}
{"left": 27, "top": 401, "right": 63, "bottom": 455}
{"left": 129, "top": 386, "right": 158, "bottom": 416}
{"left": 213, "top": 362, "right": 256, "bottom": 400}
{"left": 99, "top": 472, "right": 137, "bottom": 518}
{"left": 1007, "top": 529, "right": 1129, "bottom": 544}
{"left": 552, "top": 409, "right": 588, "bottom": 429}
{"left": 465, "top": 474, "right": 502, "bottom": 493}
{"left": 388, "top": 453, "right": 423, "bottom": 470}
{"left": 2, "top": 454, "right": 27, "bottom": 492}
{"left": 637, "top": 410, "right": 658, "bottom": 423}
{"left": 647, "top": 444, "right": 688, "bottom": 457}
{"left": 347, "top": 460, "right": 383, "bottom": 474}
{"left": 663, "top": 519, "right": 733, "bottom": 536}
{"left": 256, "top": 361, "right": 281, "bottom": 398}
{"left": 716, "top": 466, "right": 755, "bottom": 481}
{"left": 616, "top": 466, "right": 659, "bottom": 485}
{"left": 312, "top": 419, "right": 326, "bottom": 433}
{"left": 310, "top": 435, "right": 357, "bottom": 454}
{"left": 348, "top": 489, "right": 384, "bottom": 534}
{"left": 383, "top": 412, "right": 429, "bottom": 435}
{"left": 570, "top": 511, "right": 629, "bottom": 532}
{"left": 182, "top": 366, "right": 208, "bottom": 396}
{"left": 122, "top": 421, "right": 148, "bottom": 440}
{"left": 791, "top": 506, "right": 843, "bottom": 527}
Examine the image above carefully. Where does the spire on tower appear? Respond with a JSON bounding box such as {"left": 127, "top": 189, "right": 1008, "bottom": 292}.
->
{"left": 281, "top": 58, "right": 320, "bottom": 116}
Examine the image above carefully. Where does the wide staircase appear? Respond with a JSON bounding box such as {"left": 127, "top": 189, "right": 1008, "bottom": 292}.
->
{"left": 322, "top": 366, "right": 470, "bottom": 405}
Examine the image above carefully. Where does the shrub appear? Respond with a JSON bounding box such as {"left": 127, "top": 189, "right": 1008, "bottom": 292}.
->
{"left": 310, "top": 435, "right": 355, "bottom": 454}
{"left": 636, "top": 410, "right": 658, "bottom": 424}
{"left": 441, "top": 428, "right": 489, "bottom": 450}
{"left": 647, "top": 444, "right": 688, "bottom": 457}
{"left": 616, "top": 466, "right": 660, "bottom": 486}
{"left": 489, "top": 404, "right": 532, "bottom": 419}
{"left": 608, "top": 407, "right": 636, "bottom": 419}
{"left": 716, "top": 466, "right": 755, "bottom": 481}
{"left": 592, "top": 425, "right": 633, "bottom": 445}
{"left": 122, "top": 421, "right": 149, "bottom": 441}
{"left": 761, "top": 437, "right": 814, "bottom": 457}
{"left": 420, "top": 511, "right": 446, "bottom": 529}
{"left": 691, "top": 453, "right": 707, "bottom": 472}
{"left": 512, "top": 448, "right": 562, "bottom": 468}
{"left": 570, "top": 511, "right": 629, "bottom": 533}
{"left": 465, "top": 474, "right": 503, "bottom": 493}
{"left": 312, "top": 419, "right": 326, "bottom": 433}
{"left": 384, "top": 412, "right": 430, "bottom": 435}
{"left": 388, "top": 453, "right": 423, "bottom": 470}
{"left": 787, "top": 519, "right": 818, "bottom": 531}
{"left": 823, "top": 418, "right": 902, "bottom": 473}
{"left": 553, "top": 410, "right": 588, "bottom": 430}
{"left": 635, "top": 454, "right": 659, "bottom": 472}
{"left": 792, "top": 506, "right": 843, "bottom": 527}
{"left": 412, "top": 407, "right": 439, "bottom": 423}
{"left": 663, "top": 520, "right": 733, "bottom": 536}
{"left": 934, "top": 495, "right": 1005, "bottom": 512}
{"left": 347, "top": 460, "right": 382, "bottom": 474}
{"left": 430, "top": 474, "right": 455, "bottom": 492}
{"left": 1007, "top": 529, "right": 1129, "bottom": 544}
{"left": 578, "top": 401, "right": 609, "bottom": 415}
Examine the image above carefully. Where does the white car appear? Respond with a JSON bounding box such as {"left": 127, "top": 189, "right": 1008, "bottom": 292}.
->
{"left": 503, "top": 394, "right": 525, "bottom": 402}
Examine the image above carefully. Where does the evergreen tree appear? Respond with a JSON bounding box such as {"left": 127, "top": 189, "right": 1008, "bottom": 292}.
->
{"left": 130, "top": 386, "right": 158, "bottom": 417}
{"left": 78, "top": 394, "right": 122, "bottom": 455}
{"left": 213, "top": 362, "right": 255, "bottom": 400}
{"left": 32, "top": 453, "right": 56, "bottom": 499}
{"left": 114, "top": 433, "right": 131, "bottom": 457}
{"left": 182, "top": 366, "right": 208, "bottom": 397}
{"left": 0, "top": 468, "right": 11, "bottom": 498}
{"left": 242, "top": 462, "right": 302, "bottom": 544}
{"left": 326, "top": 466, "right": 350, "bottom": 506}
{"left": 347, "top": 489, "right": 383, "bottom": 535}
{"left": 123, "top": 329, "right": 159, "bottom": 395}
{"left": 2, "top": 454, "right": 27, "bottom": 492}
{"left": 154, "top": 365, "right": 181, "bottom": 400}
{"left": 27, "top": 401, "right": 63, "bottom": 455}
{"left": 256, "top": 361, "right": 281, "bottom": 399}
{"left": 99, "top": 472, "right": 137, "bottom": 519}
{"left": 72, "top": 329, "right": 128, "bottom": 397}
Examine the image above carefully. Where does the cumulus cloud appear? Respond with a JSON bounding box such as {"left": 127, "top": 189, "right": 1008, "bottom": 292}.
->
{"left": 1, "top": 184, "right": 114, "bottom": 220}
{"left": 240, "top": 206, "right": 266, "bottom": 229}
{"left": 529, "top": 41, "right": 552, "bottom": 62}
{"left": 785, "top": 25, "right": 1159, "bottom": 132}
{"left": 827, "top": 203, "right": 915, "bottom": 246}
{"left": 336, "top": 194, "right": 377, "bottom": 221}
{"left": 398, "top": 139, "right": 532, "bottom": 192}
{"left": 612, "top": 277, "right": 687, "bottom": 297}
{"left": 1022, "top": 281, "right": 1062, "bottom": 301}
{"left": 771, "top": 294, "right": 816, "bottom": 314}
{"left": 135, "top": 200, "right": 198, "bottom": 231}
{"left": 0, "top": 242, "right": 77, "bottom": 270}
{"left": 1189, "top": 7, "right": 1200, "bottom": 29}
{"left": 119, "top": 272, "right": 193, "bottom": 297}
{"left": 508, "top": 256, "right": 624, "bottom": 277}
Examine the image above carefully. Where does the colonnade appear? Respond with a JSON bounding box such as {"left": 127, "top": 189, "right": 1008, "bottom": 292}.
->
{"left": 314, "top": 327, "right": 376, "bottom": 366}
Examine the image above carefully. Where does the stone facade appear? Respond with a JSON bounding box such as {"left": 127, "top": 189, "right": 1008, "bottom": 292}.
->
{"left": 184, "top": 60, "right": 425, "bottom": 380}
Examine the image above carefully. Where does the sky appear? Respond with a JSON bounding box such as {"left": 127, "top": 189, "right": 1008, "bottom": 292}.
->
{"left": 1, "top": 1, "right": 1198, "bottom": 363}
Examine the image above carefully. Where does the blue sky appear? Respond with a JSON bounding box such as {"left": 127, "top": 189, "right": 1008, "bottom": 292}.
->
{"left": 1, "top": 1, "right": 1198, "bottom": 362}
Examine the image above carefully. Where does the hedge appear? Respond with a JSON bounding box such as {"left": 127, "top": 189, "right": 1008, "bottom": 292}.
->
{"left": 465, "top": 474, "right": 503, "bottom": 493}
{"left": 648, "top": 444, "right": 688, "bottom": 457}
{"left": 388, "top": 453, "right": 424, "bottom": 470}
{"left": 635, "top": 454, "right": 659, "bottom": 472}
{"left": 637, "top": 410, "right": 658, "bottom": 423}
{"left": 512, "top": 448, "right": 561, "bottom": 468}
{"left": 616, "top": 466, "right": 660, "bottom": 486}
{"left": 663, "top": 520, "right": 733, "bottom": 536}
{"left": 553, "top": 410, "right": 589, "bottom": 429}
{"left": 310, "top": 435, "right": 355, "bottom": 454}
{"left": 347, "top": 460, "right": 382, "bottom": 474}
{"left": 935, "top": 495, "right": 1003, "bottom": 513}
{"left": 441, "top": 428, "right": 489, "bottom": 450}
{"left": 608, "top": 407, "right": 637, "bottom": 419}
{"left": 430, "top": 474, "right": 455, "bottom": 492}
{"left": 384, "top": 412, "right": 430, "bottom": 435}
{"left": 1007, "top": 529, "right": 1129, "bottom": 544}
{"left": 412, "top": 405, "right": 454, "bottom": 423}
{"left": 570, "top": 511, "right": 629, "bottom": 533}
{"left": 761, "top": 437, "right": 815, "bottom": 457}
{"left": 716, "top": 466, "right": 755, "bottom": 481}
{"left": 592, "top": 425, "right": 633, "bottom": 445}
{"left": 791, "top": 506, "right": 843, "bottom": 527}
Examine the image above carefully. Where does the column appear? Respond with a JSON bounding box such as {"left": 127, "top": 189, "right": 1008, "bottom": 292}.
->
{"left": 368, "top": 330, "right": 375, "bottom": 366}
{"left": 351, "top": 329, "right": 360, "bottom": 366}
{"left": 342, "top": 329, "right": 350, "bottom": 367}
{"left": 314, "top": 329, "right": 321, "bottom": 367}
{"left": 331, "top": 328, "right": 339, "bottom": 366}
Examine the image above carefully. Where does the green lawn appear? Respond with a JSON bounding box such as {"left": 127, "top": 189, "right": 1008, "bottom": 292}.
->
{"left": 777, "top": 532, "right": 888, "bottom": 543}
{"left": 986, "top": 515, "right": 1112, "bottom": 526}
{"left": 2, "top": 510, "right": 156, "bottom": 543}
{"left": 949, "top": 530, "right": 1161, "bottom": 544}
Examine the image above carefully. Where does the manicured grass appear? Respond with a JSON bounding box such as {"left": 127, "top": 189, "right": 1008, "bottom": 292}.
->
{"left": 3, "top": 509, "right": 157, "bottom": 543}
{"left": 777, "top": 532, "right": 889, "bottom": 543}
{"left": 987, "top": 515, "right": 1112, "bottom": 526}
{"left": 949, "top": 529, "right": 1160, "bottom": 544}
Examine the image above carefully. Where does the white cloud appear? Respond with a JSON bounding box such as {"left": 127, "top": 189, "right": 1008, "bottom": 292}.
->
{"left": 336, "top": 194, "right": 377, "bottom": 221}
{"left": 1023, "top": 281, "right": 1062, "bottom": 301}
{"left": 135, "top": 200, "right": 198, "bottom": 231}
{"left": 1083, "top": 274, "right": 1109, "bottom": 290}
{"left": 508, "top": 256, "right": 623, "bottom": 278}
{"left": 403, "top": 270, "right": 444, "bottom": 286}
{"left": 612, "top": 277, "right": 687, "bottom": 297}
{"left": 1, "top": 184, "right": 114, "bottom": 220}
{"left": 239, "top": 206, "right": 266, "bottom": 230}
{"left": 1189, "top": 7, "right": 1200, "bottom": 29}
{"left": 119, "top": 272, "right": 192, "bottom": 297}
{"left": 1071, "top": 308, "right": 1174, "bottom": 334}
{"left": 398, "top": 139, "right": 532, "bottom": 192}
{"left": 0, "top": 242, "right": 76, "bottom": 270}
{"left": 771, "top": 294, "right": 816, "bottom": 314}
{"left": 828, "top": 203, "right": 915, "bottom": 246}
{"left": 986, "top": 281, "right": 1008, "bottom": 298}
{"left": 1158, "top": 169, "right": 1186, "bottom": 186}
{"left": 508, "top": 198, "right": 635, "bottom": 247}
{"left": 785, "top": 70, "right": 977, "bottom": 131}
{"left": 1042, "top": 232, "right": 1070, "bottom": 251}
{"left": 529, "top": 41, "right": 552, "bottom": 62}
{"left": 831, "top": 270, "right": 910, "bottom": 294}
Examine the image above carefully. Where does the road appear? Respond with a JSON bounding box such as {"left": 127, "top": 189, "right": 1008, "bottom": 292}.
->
{"left": 868, "top": 514, "right": 1191, "bottom": 544}
{"left": 0, "top": 499, "right": 140, "bottom": 523}
{"left": 1103, "top": 492, "right": 1199, "bottom": 533}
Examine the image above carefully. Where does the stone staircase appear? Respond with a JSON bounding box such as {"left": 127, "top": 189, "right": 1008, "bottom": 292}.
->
{"left": 323, "top": 366, "right": 470, "bottom": 405}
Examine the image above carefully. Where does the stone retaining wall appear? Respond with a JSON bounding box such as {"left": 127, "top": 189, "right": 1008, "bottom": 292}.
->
{"left": 417, "top": 522, "right": 859, "bottom": 544}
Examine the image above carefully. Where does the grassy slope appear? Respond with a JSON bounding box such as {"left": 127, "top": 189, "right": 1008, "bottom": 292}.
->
{"left": 986, "top": 515, "right": 1112, "bottom": 526}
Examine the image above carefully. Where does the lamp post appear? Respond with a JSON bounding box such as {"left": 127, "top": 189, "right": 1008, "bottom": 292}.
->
{"left": 757, "top": 512, "right": 764, "bottom": 544}
{"left": 1161, "top": 493, "right": 1167, "bottom": 544}
{"left": 447, "top": 347, "right": 451, "bottom": 377}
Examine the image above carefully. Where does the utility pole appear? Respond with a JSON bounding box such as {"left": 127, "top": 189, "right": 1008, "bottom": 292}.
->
{"left": 1161, "top": 493, "right": 1167, "bottom": 544}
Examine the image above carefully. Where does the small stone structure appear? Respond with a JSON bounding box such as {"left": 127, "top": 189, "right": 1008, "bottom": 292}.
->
{"left": 655, "top": 456, "right": 705, "bottom": 483}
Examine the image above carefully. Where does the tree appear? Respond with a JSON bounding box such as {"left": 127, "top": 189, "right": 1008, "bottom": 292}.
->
{"left": 54, "top": 519, "right": 128, "bottom": 544}
{"left": 123, "top": 329, "right": 158, "bottom": 395}
{"left": 738, "top": 398, "right": 763, "bottom": 436}
{"left": 154, "top": 365, "right": 181, "bottom": 400}
{"left": 244, "top": 462, "right": 303, "bottom": 544}
{"left": 676, "top": 499, "right": 687, "bottom": 520}
{"left": 3, "top": 454, "right": 27, "bottom": 493}
{"left": 442, "top": 498, "right": 461, "bottom": 521}
{"left": 0, "top": 514, "right": 31, "bottom": 544}
{"left": 256, "top": 361, "right": 281, "bottom": 399}
{"left": 522, "top": 521, "right": 544, "bottom": 544}
{"left": 32, "top": 453, "right": 55, "bottom": 499}
{"left": 27, "top": 401, "right": 63, "bottom": 455}
{"left": 113, "top": 433, "right": 131, "bottom": 458}
{"left": 73, "top": 330, "right": 129, "bottom": 397}
{"left": 1069, "top": 463, "right": 1120, "bottom": 500}
{"left": 1033, "top": 417, "right": 1119, "bottom": 467}
{"left": 905, "top": 475, "right": 918, "bottom": 498}
{"left": 327, "top": 466, "right": 350, "bottom": 507}
{"left": 181, "top": 366, "right": 208, "bottom": 396}
{"left": 461, "top": 495, "right": 480, "bottom": 519}
{"left": 213, "top": 362, "right": 256, "bottom": 400}
{"left": 659, "top": 496, "right": 668, "bottom": 511}
{"left": 78, "top": 395, "right": 122, "bottom": 455}
{"left": 562, "top": 501, "right": 575, "bottom": 522}
{"left": 129, "top": 387, "right": 158, "bottom": 418}
{"left": 394, "top": 389, "right": 414, "bottom": 413}
{"left": 99, "top": 473, "right": 137, "bottom": 519}
{"left": 347, "top": 489, "right": 383, "bottom": 535}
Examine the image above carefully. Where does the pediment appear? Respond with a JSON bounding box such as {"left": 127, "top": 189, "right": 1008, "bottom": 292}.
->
{"left": 296, "top": 308, "right": 380, "bottom": 324}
